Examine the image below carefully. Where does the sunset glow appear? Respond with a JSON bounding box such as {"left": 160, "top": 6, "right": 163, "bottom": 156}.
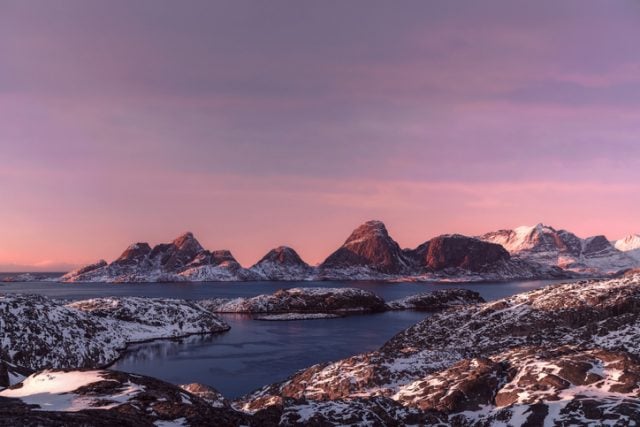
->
{"left": 1, "top": 0, "right": 640, "bottom": 271}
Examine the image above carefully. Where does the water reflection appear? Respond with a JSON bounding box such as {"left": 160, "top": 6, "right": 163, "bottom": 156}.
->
{"left": 113, "top": 311, "right": 429, "bottom": 398}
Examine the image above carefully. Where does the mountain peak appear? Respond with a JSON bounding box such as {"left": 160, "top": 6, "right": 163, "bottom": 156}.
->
{"left": 172, "top": 232, "right": 203, "bottom": 252}
{"left": 255, "top": 246, "right": 308, "bottom": 267}
{"left": 615, "top": 234, "right": 640, "bottom": 252}
{"left": 344, "top": 220, "right": 390, "bottom": 246}
{"left": 322, "top": 220, "right": 408, "bottom": 274}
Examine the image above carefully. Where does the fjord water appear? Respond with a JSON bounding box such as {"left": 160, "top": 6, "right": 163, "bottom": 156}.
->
{"left": 0, "top": 278, "right": 572, "bottom": 398}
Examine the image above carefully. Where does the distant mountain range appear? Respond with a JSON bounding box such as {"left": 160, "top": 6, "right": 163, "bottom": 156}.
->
{"left": 59, "top": 220, "right": 640, "bottom": 283}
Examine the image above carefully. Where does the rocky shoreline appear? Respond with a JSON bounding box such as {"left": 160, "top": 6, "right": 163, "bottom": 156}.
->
{"left": 3, "top": 276, "right": 640, "bottom": 425}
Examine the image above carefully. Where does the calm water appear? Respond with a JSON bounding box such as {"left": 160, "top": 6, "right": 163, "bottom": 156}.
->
{"left": 0, "top": 278, "right": 574, "bottom": 397}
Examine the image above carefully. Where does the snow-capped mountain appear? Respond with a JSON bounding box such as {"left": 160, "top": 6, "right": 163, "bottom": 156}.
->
{"left": 63, "top": 232, "right": 259, "bottom": 282}
{"left": 614, "top": 233, "right": 640, "bottom": 261}
{"left": 481, "top": 223, "right": 637, "bottom": 275}
{"left": 249, "top": 246, "right": 312, "bottom": 280}
{"left": 60, "top": 221, "right": 637, "bottom": 283}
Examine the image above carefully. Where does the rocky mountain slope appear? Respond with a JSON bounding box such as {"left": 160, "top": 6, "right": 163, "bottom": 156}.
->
{"left": 62, "top": 233, "right": 259, "bottom": 283}
{"left": 236, "top": 273, "right": 640, "bottom": 425}
{"left": 318, "top": 220, "right": 413, "bottom": 278}
{"left": 249, "top": 246, "right": 313, "bottom": 280}
{"left": 482, "top": 223, "right": 637, "bottom": 275}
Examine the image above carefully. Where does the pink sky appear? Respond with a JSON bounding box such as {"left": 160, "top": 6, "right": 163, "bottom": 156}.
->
{"left": 1, "top": 0, "right": 640, "bottom": 271}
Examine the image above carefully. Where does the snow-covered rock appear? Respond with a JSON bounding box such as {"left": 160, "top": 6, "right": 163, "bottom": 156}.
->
{"left": 0, "top": 294, "right": 229, "bottom": 370}
{"left": 199, "top": 287, "right": 387, "bottom": 314}
{"left": 386, "top": 289, "right": 484, "bottom": 311}
{"left": 238, "top": 274, "right": 640, "bottom": 425}
{"left": 482, "top": 223, "right": 638, "bottom": 275}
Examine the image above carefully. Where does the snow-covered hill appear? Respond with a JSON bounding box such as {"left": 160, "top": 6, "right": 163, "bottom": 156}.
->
{"left": 0, "top": 295, "right": 229, "bottom": 370}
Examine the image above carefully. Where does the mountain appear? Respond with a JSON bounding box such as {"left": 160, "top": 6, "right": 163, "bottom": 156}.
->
{"left": 481, "top": 223, "right": 637, "bottom": 275}
{"left": 318, "top": 220, "right": 413, "bottom": 279}
{"left": 406, "top": 234, "right": 510, "bottom": 272}
{"left": 61, "top": 221, "right": 637, "bottom": 283}
{"left": 63, "top": 232, "right": 257, "bottom": 282}
{"left": 250, "top": 246, "right": 312, "bottom": 280}
{"left": 614, "top": 234, "right": 640, "bottom": 261}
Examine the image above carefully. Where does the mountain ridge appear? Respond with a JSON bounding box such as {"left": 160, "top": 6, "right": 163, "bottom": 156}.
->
{"left": 58, "top": 221, "right": 639, "bottom": 283}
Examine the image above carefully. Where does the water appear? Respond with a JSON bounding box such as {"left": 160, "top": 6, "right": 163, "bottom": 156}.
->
{"left": 0, "top": 278, "right": 574, "bottom": 397}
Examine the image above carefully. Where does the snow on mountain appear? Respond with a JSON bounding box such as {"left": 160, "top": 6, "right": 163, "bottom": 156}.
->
{"left": 60, "top": 221, "right": 637, "bottom": 283}
{"left": 62, "top": 232, "right": 258, "bottom": 283}
{"left": 614, "top": 233, "right": 640, "bottom": 261}
{"left": 250, "top": 246, "right": 313, "bottom": 280}
{"left": 238, "top": 273, "right": 640, "bottom": 425}
{"left": 481, "top": 223, "right": 638, "bottom": 274}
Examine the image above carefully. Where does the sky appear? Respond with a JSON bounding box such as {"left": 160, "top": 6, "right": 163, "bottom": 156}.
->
{"left": 1, "top": 0, "right": 640, "bottom": 271}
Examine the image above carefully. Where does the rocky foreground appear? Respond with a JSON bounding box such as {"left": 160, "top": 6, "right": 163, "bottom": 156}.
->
{"left": 236, "top": 273, "right": 640, "bottom": 425}
{"left": 5, "top": 276, "right": 640, "bottom": 425}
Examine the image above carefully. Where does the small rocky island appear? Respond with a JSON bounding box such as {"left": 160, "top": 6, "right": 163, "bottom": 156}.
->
{"left": 199, "top": 287, "right": 484, "bottom": 319}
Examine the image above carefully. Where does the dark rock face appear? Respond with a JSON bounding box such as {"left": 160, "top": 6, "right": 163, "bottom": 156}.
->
{"left": 112, "top": 243, "right": 152, "bottom": 268}
{"left": 320, "top": 220, "right": 410, "bottom": 274}
{"left": 408, "top": 234, "right": 510, "bottom": 272}
{"left": 582, "top": 235, "right": 615, "bottom": 256}
{"left": 0, "top": 361, "right": 31, "bottom": 389}
{"left": 149, "top": 232, "right": 204, "bottom": 271}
